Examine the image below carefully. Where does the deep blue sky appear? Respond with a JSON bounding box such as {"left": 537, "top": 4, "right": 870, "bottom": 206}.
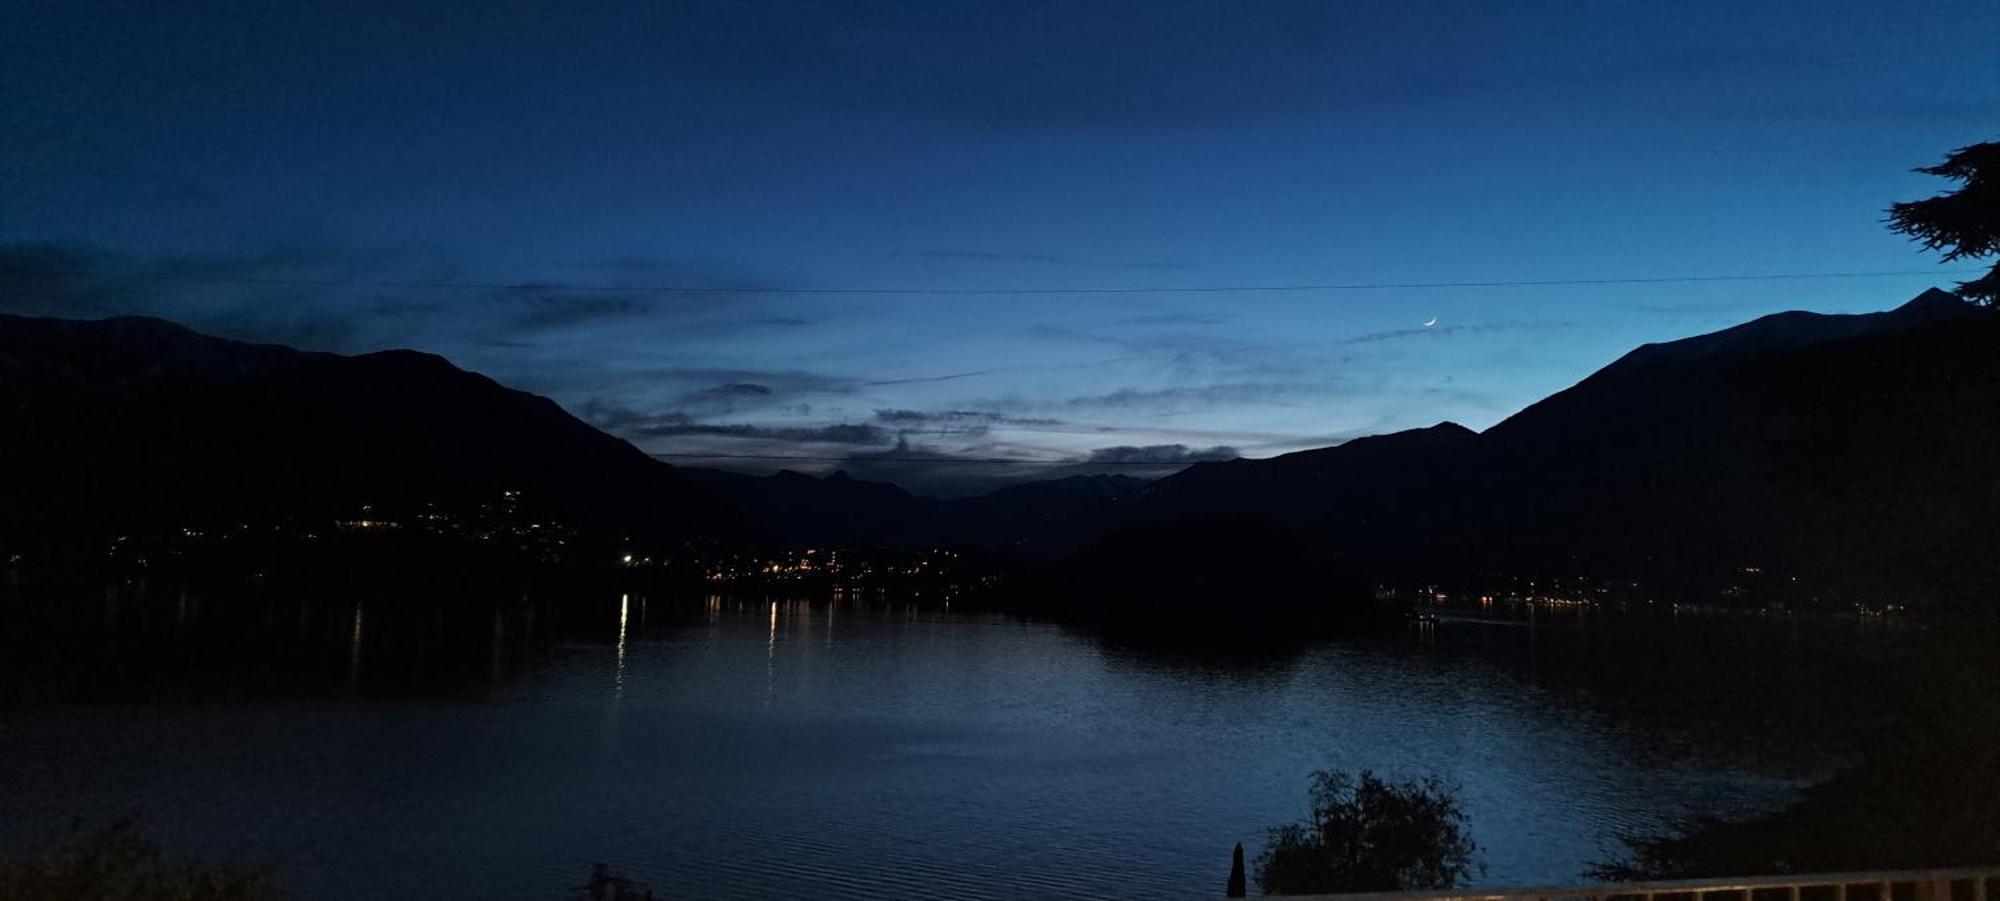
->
{"left": 4, "top": 1, "right": 1995, "bottom": 494}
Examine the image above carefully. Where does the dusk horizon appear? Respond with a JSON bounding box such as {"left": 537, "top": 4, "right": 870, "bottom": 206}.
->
{"left": 0, "top": 281, "right": 1972, "bottom": 498}
{"left": 5, "top": 3, "right": 2000, "bottom": 899}
{"left": 7, "top": 0, "right": 1996, "bottom": 495}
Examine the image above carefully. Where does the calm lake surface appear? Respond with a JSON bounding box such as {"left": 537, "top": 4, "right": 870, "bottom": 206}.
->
{"left": 0, "top": 581, "right": 1912, "bottom": 899}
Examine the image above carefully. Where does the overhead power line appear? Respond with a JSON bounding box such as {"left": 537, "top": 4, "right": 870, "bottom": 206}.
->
{"left": 105, "top": 267, "right": 1979, "bottom": 297}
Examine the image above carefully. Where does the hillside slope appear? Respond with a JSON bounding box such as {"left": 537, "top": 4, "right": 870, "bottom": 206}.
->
{"left": 1125, "top": 290, "right": 2000, "bottom": 606}
{"left": 0, "top": 314, "right": 745, "bottom": 552}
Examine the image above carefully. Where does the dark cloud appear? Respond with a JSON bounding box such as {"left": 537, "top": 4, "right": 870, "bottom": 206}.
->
{"left": 578, "top": 400, "right": 886, "bottom": 445}
{"left": 575, "top": 255, "right": 774, "bottom": 284}
{"left": 1022, "top": 322, "right": 1290, "bottom": 380}
{"left": 875, "top": 408, "right": 957, "bottom": 423}
{"left": 576, "top": 402, "right": 688, "bottom": 434}
{"left": 831, "top": 438, "right": 1052, "bottom": 498}
{"left": 0, "top": 242, "right": 1537, "bottom": 496}
{"left": 863, "top": 367, "right": 1017, "bottom": 387}
{"left": 1063, "top": 382, "right": 1322, "bottom": 410}
{"left": 1339, "top": 324, "right": 1494, "bottom": 344}
{"left": 873, "top": 409, "right": 1062, "bottom": 427}
{"left": 644, "top": 377, "right": 829, "bottom": 420}
{"left": 0, "top": 243, "right": 818, "bottom": 359}
{"left": 527, "top": 366, "right": 862, "bottom": 431}
{"left": 623, "top": 368, "right": 861, "bottom": 397}
{"left": 848, "top": 436, "right": 987, "bottom": 462}
{"left": 0, "top": 244, "right": 107, "bottom": 314}
{"left": 1634, "top": 301, "right": 1770, "bottom": 315}
{"left": 648, "top": 422, "right": 889, "bottom": 444}
{"left": 598, "top": 408, "right": 1276, "bottom": 497}
{"left": 0, "top": 242, "right": 395, "bottom": 350}
{"left": 708, "top": 383, "right": 774, "bottom": 396}
{"left": 1112, "top": 311, "right": 1232, "bottom": 327}
{"left": 482, "top": 276, "right": 821, "bottom": 340}
{"left": 1086, "top": 444, "right": 1240, "bottom": 464}
{"left": 642, "top": 314, "right": 816, "bottom": 343}
{"left": 1337, "top": 321, "right": 1570, "bottom": 346}
{"left": 890, "top": 249, "right": 1190, "bottom": 271}
{"left": 500, "top": 290, "right": 646, "bottom": 330}
{"left": 811, "top": 439, "right": 1244, "bottom": 498}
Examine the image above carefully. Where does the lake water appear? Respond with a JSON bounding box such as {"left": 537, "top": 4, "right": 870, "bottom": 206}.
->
{"left": 0, "top": 581, "right": 1908, "bottom": 899}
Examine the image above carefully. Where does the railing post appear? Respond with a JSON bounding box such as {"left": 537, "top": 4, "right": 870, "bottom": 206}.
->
{"left": 1256, "top": 864, "right": 2000, "bottom": 901}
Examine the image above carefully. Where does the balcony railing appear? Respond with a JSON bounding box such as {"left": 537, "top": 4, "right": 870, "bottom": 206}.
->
{"left": 1279, "top": 867, "right": 2000, "bottom": 901}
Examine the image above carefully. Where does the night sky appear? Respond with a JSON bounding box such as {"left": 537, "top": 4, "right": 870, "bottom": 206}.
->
{"left": 4, "top": 1, "right": 1995, "bottom": 494}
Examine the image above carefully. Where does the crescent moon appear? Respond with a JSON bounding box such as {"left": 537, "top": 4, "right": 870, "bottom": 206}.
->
{"left": 1423, "top": 317, "right": 1438, "bottom": 328}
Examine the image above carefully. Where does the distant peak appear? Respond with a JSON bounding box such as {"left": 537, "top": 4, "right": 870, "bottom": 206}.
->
{"left": 1606, "top": 288, "right": 1983, "bottom": 372}
{"left": 825, "top": 470, "right": 853, "bottom": 483}
{"left": 1321, "top": 420, "right": 1478, "bottom": 456}
{"left": 354, "top": 347, "right": 456, "bottom": 367}
{"left": 96, "top": 314, "right": 199, "bottom": 333}
{"left": 1369, "top": 421, "right": 1475, "bottom": 442}
{"left": 1894, "top": 287, "right": 1975, "bottom": 316}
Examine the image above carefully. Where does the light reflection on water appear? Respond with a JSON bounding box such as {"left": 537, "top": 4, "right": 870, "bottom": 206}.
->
{"left": 347, "top": 603, "right": 364, "bottom": 691}
{"left": 0, "top": 587, "right": 1897, "bottom": 900}
{"left": 613, "top": 593, "right": 628, "bottom": 697}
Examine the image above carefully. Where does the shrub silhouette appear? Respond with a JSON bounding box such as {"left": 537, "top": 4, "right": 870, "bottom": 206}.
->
{"left": 1256, "top": 769, "right": 1481, "bottom": 895}
{"left": 0, "top": 817, "right": 282, "bottom": 901}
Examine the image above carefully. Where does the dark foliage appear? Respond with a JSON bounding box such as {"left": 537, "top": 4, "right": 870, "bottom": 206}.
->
{"left": 1255, "top": 769, "right": 1481, "bottom": 895}
{"left": 0, "top": 818, "right": 283, "bottom": 901}
{"left": 1890, "top": 141, "right": 2000, "bottom": 305}
{"left": 1593, "top": 635, "right": 2000, "bottom": 880}
{"left": 1594, "top": 738, "right": 2000, "bottom": 881}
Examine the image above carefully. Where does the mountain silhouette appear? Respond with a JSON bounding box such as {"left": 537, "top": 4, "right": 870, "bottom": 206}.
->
{"left": 684, "top": 467, "right": 1148, "bottom": 550}
{"left": 684, "top": 467, "right": 944, "bottom": 548}
{"left": 1118, "top": 289, "right": 2000, "bottom": 607}
{"left": 675, "top": 289, "right": 2000, "bottom": 608}
{"left": 7, "top": 290, "right": 1997, "bottom": 610}
{"left": 0, "top": 314, "right": 746, "bottom": 554}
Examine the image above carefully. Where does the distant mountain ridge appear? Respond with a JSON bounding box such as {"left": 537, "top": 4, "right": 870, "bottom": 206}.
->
{"left": 0, "top": 313, "right": 747, "bottom": 552}
{"left": 1610, "top": 288, "right": 1976, "bottom": 368}
{"left": 7, "top": 291, "right": 1998, "bottom": 609}
{"left": 683, "top": 467, "right": 1149, "bottom": 551}
{"left": 1117, "top": 288, "right": 2000, "bottom": 606}
{"left": 683, "top": 288, "right": 2000, "bottom": 609}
